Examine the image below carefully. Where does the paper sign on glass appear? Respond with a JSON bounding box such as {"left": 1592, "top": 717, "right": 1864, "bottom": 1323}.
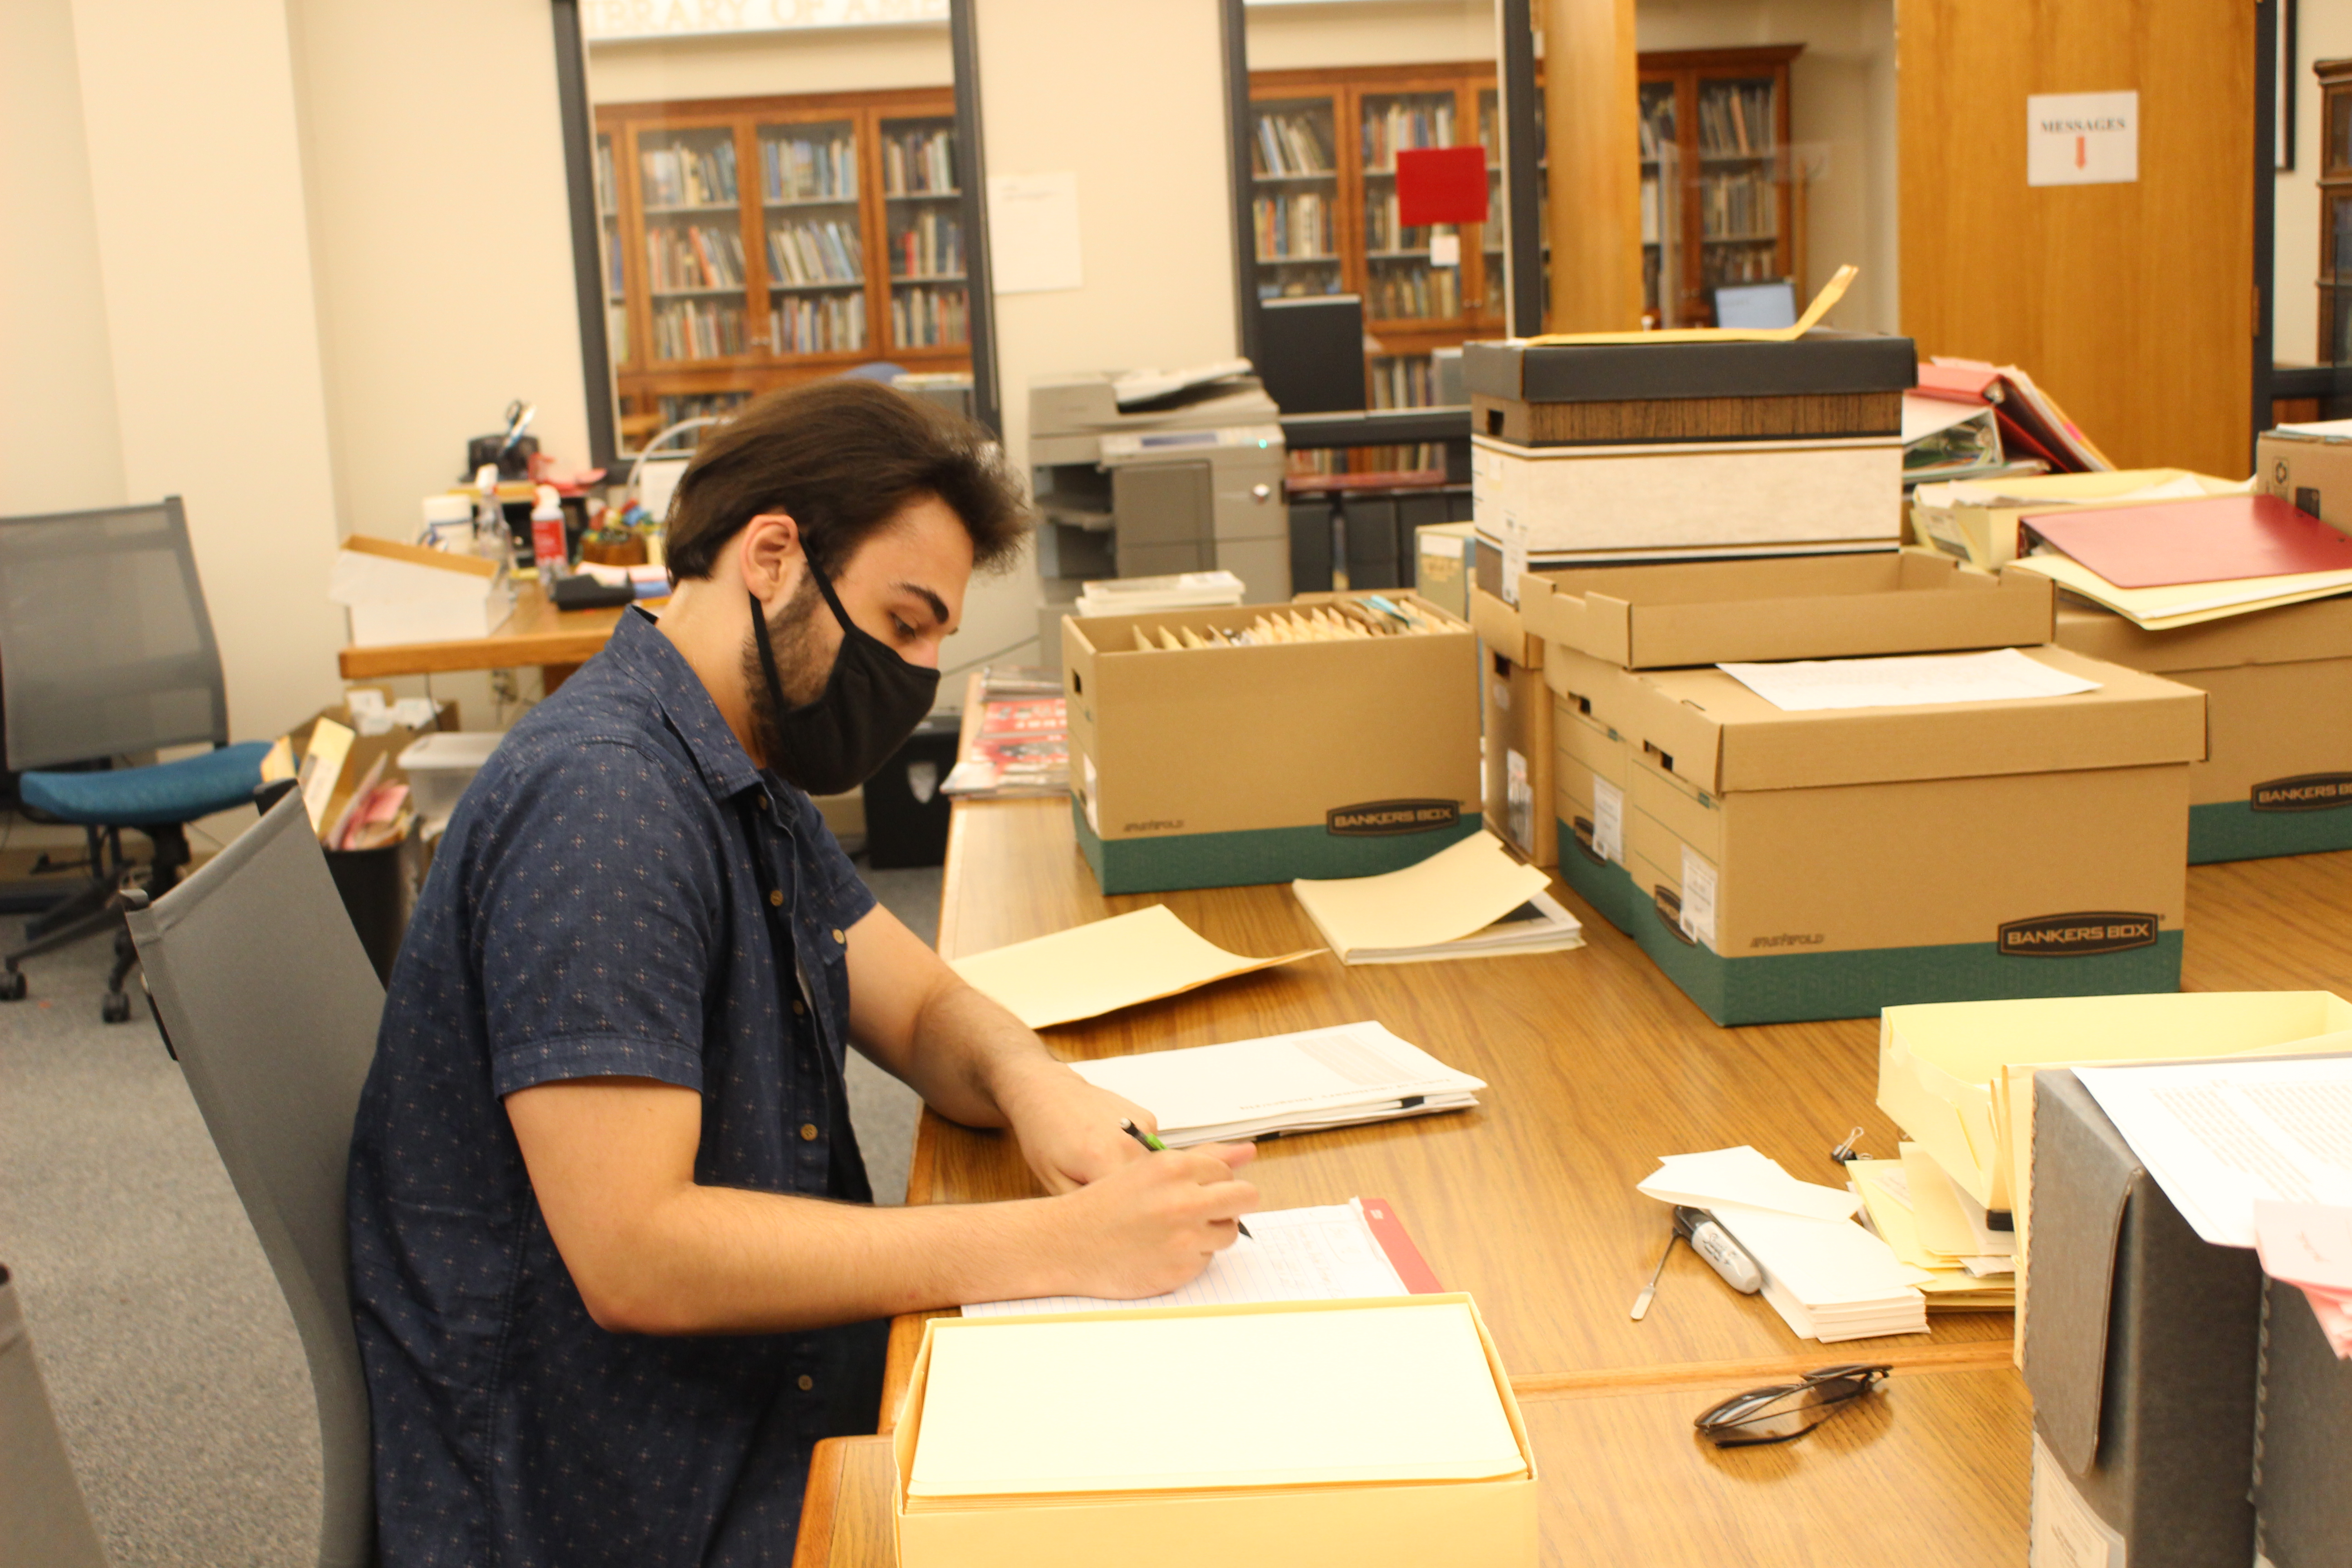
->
{"left": 987, "top": 171, "right": 1083, "bottom": 294}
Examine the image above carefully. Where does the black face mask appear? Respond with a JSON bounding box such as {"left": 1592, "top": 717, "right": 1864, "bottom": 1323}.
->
{"left": 749, "top": 566, "right": 940, "bottom": 796}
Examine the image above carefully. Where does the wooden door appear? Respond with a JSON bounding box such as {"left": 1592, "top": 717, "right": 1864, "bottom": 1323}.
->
{"left": 1899, "top": 0, "right": 2256, "bottom": 477}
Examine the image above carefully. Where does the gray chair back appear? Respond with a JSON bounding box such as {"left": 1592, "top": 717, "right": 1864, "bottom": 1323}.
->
{"left": 0, "top": 496, "right": 229, "bottom": 770}
{"left": 0, "top": 1264, "right": 112, "bottom": 1568}
{"left": 123, "top": 792, "right": 382, "bottom": 1568}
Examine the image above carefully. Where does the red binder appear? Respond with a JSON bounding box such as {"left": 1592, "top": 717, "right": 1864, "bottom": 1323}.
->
{"left": 1361, "top": 1196, "right": 1445, "bottom": 1293}
{"left": 2019, "top": 494, "right": 2352, "bottom": 588}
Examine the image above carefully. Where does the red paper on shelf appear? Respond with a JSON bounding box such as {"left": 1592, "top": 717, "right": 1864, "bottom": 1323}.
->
{"left": 2020, "top": 494, "right": 2352, "bottom": 589}
{"left": 1395, "top": 145, "right": 1489, "bottom": 226}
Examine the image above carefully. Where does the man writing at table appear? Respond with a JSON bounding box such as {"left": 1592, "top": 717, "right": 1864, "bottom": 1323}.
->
{"left": 348, "top": 381, "right": 1259, "bottom": 1567}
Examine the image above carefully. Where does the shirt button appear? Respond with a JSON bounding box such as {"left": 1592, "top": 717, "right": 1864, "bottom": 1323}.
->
{"left": 799, "top": 1122, "right": 819, "bottom": 1142}
{"left": 797, "top": 1374, "right": 814, "bottom": 1392}
{"left": 831, "top": 927, "right": 846, "bottom": 944}
{"left": 769, "top": 890, "right": 784, "bottom": 907}
{"left": 791, "top": 999, "right": 806, "bottom": 1016}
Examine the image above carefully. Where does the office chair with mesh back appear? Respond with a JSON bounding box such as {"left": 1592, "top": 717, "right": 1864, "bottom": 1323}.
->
{"left": 122, "top": 790, "right": 382, "bottom": 1568}
{"left": 0, "top": 498, "right": 270, "bottom": 1020}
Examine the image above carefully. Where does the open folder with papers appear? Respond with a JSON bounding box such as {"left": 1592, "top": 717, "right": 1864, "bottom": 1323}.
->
{"left": 1068, "top": 1021, "right": 1484, "bottom": 1145}
{"left": 949, "top": 904, "right": 1318, "bottom": 1030}
{"left": 1291, "top": 830, "right": 1580, "bottom": 965}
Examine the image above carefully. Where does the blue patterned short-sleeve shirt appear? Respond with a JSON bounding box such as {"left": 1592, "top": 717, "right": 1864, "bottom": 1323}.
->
{"left": 348, "top": 608, "right": 885, "bottom": 1568}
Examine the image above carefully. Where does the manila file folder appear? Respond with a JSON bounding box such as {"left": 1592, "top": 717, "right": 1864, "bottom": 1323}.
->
{"left": 891, "top": 1294, "right": 1536, "bottom": 1568}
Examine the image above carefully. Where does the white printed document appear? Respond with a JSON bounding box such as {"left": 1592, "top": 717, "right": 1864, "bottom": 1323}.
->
{"left": 1717, "top": 647, "right": 2102, "bottom": 711}
{"left": 2075, "top": 1056, "right": 2352, "bottom": 1248}
{"left": 1069, "top": 1021, "right": 1484, "bottom": 1145}
{"left": 964, "top": 1200, "right": 1409, "bottom": 1317}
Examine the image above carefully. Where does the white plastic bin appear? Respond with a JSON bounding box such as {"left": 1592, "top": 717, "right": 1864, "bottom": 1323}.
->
{"left": 397, "top": 731, "right": 504, "bottom": 829}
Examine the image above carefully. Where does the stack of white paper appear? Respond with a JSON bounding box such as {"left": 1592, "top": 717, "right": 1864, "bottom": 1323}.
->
{"left": 1069, "top": 1022, "right": 1484, "bottom": 1145}
{"left": 1291, "top": 832, "right": 1581, "bottom": 965}
{"left": 1638, "top": 1146, "right": 1930, "bottom": 1342}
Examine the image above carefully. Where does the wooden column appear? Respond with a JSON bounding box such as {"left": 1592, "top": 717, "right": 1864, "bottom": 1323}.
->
{"left": 1898, "top": 0, "right": 2256, "bottom": 477}
{"left": 1540, "top": 0, "right": 1644, "bottom": 332}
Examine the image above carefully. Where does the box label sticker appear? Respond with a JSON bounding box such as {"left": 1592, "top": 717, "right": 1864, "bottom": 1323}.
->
{"left": 1997, "top": 911, "right": 2158, "bottom": 958}
{"left": 1591, "top": 775, "right": 1624, "bottom": 864}
{"left": 2030, "top": 1432, "right": 2126, "bottom": 1568}
{"left": 1081, "top": 754, "right": 1101, "bottom": 836}
{"left": 1500, "top": 513, "right": 1528, "bottom": 606}
{"left": 1679, "top": 848, "right": 1718, "bottom": 949}
{"left": 1506, "top": 750, "right": 1532, "bottom": 852}
{"left": 1327, "top": 799, "right": 1462, "bottom": 837}
{"left": 2251, "top": 772, "right": 2352, "bottom": 812}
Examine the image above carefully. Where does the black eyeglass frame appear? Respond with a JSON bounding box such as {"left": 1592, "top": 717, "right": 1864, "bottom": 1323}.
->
{"left": 1692, "top": 1363, "right": 1892, "bottom": 1448}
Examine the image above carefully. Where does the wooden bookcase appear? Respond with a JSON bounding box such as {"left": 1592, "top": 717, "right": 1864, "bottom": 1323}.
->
{"left": 2318, "top": 59, "right": 2352, "bottom": 364}
{"left": 595, "top": 87, "right": 970, "bottom": 446}
{"left": 1639, "top": 46, "right": 1800, "bottom": 328}
{"left": 1248, "top": 64, "right": 1508, "bottom": 409}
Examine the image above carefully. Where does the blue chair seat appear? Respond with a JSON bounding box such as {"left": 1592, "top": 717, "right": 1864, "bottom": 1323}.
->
{"left": 20, "top": 741, "right": 273, "bottom": 828}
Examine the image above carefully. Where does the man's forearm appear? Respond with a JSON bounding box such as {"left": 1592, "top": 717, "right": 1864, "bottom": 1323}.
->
{"left": 892, "top": 977, "right": 1072, "bottom": 1130}
{"left": 591, "top": 1184, "right": 1073, "bottom": 1335}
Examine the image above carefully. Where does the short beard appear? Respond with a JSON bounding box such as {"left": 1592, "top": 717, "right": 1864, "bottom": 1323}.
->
{"left": 740, "top": 570, "right": 831, "bottom": 768}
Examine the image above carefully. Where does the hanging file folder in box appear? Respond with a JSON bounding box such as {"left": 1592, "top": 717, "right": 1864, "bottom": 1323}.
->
{"left": 1062, "top": 592, "right": 1479, "bottom": 894}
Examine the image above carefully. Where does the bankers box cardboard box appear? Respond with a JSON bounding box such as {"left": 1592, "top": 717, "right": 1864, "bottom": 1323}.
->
{"left": 1542, "top": 642, "right": 2206, "bottom": 1026}
{"left": 1469, "top": 587, "right": 1553, "bottom": 867}
{"left": 2255, "top": 419, "right": 2352, "bottom": 527}
{"left": 1544, "top": 649, "right": 1639, "bottom": 936}
{"left": 2053, "top": 597, "right": 2352, "bottom": 862}
{"left": 1062, "top": 593, "right": 1479, "bottom": 894}
{"left": 2023, "top": 1068, "right": 2267, "bottom": 1568}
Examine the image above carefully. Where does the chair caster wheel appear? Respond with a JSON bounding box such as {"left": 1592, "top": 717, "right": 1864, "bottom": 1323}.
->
{"left": 0, "top": 970, "right": 25, "bottom": 1001}
{"left": 102, "top": 991, "right": 133, "bottom": 1024}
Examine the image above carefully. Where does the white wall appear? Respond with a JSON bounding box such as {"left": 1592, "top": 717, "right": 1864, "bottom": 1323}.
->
{"left": 290, "top": 0, "right": 593, "bottom": 548}
{"left": 588, "top": 23, "right": 953, "bottom": 102}
{"left": 1248, "top": 0, "right": 1497, "bottom": 70}
{"left": 70, "top": 0, "right": 350, "bottom": 744}
{"left": 946, "top": 0, "right": 1242, "bottom": 678}
{"left": 0, "top": 0, "right": 127, "bottom": 517}
{"left": 2275, "top": 8, "right": 2352, "bottom": 368}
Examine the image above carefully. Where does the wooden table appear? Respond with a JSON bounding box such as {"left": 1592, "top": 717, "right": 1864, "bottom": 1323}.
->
{"left": 794, "top": 780, "right": 2352, "bottom": 1565}
{"left": 336, "top": 580, "right": 627, "bottom": 685}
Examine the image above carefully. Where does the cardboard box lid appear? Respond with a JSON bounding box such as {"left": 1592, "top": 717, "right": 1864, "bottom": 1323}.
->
{"left": 328, "top": 534, "right": 500, "bottom": 606}
{"left": 2050, "top": 594, "right": 2352, "bottom": 673}
{"left": 1517, "top": 552, "right": 2052, "bottom": 669}
{"left": 1462, "top": 329, "right": 1916, "bottom": 404}
{"left": 1621, "top": 646, "right": 2207, "bottom": 794}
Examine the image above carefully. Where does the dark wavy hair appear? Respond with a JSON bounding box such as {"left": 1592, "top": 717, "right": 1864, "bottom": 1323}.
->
{"left": 662, "top": 379, "right": 1029, "bottom": 581}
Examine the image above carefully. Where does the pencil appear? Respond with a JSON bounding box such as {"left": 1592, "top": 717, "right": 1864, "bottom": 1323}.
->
{"left": 1120, "top": 1118, "right": 1253, "bottom": 1239}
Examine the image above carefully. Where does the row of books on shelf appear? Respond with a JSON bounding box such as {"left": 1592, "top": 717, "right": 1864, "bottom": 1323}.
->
{"left": 769, "top": 218, "right": 865, "bottom": 286}
{"left": 1637, "top": 100, "right": 1676, "bottom": 162}
{"left": 892, "top": 284, "right": 969, "bottom": 348}
{"left": 1287, "top": 443, "right": 1446, "bottom": 476}
{"left": 646, "top": 224, "right": 747, "bottom": 291}
{"left": 774, "top": 293, "right": 867, "bottom": 355}
{"left": 890, "top": 210, "right": 964, "bottom": 279}
{"left": 763, "top": 132, "right": 857, "bottom": 204}
{"left": 1365, "top": 194, "right": 1438, "bottom": 253}
{"left": 1253, "top": 192, "right": 1335, "bottom": 260}
{"left": 1702, "top": 244, "right": 1783, "bottom": 287}
{"left": 1259, "top": 275, "right": 1342, "bottom": 300}
{"left": 655, "top": 392, "right": 748, "bottom": 431}
{"left": 1367, "top": 265, "right": 1461, "bottom": 322}
{"left": 1699, "top": 167, "right": 1779, "bottom": 241}
{"left": 881, "top": 127, "right": 956, "bottom": 196}
{"left": 1697, "top": 83, "right": 1776, "bottom": 157}
{"left": 1360, "top": 98, "right": 1460, "bottom": 170}
{"left": 595, "top": 141, "right": 618, "bottom": 215}
{"left": 1369, "top": 354, "right": 1442, "bottom": 410}
{"left": 652, "top": 299, "right": 747, "bottom": 361}
{"left": 641, "top": 141, "right": 739, "bottom": 208}
{"left": 1254, "top": 111, "right": 1334, "bottom": 178}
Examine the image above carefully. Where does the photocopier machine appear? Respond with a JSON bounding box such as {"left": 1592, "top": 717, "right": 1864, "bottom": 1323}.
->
{"left": 1028, "top": 361, "right": 1288, "bottom": 650}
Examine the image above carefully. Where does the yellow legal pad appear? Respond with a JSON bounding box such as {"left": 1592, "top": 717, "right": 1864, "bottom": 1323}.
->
{"left": 906, "top": 1300, "right": 1526, "bottom": 1503}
